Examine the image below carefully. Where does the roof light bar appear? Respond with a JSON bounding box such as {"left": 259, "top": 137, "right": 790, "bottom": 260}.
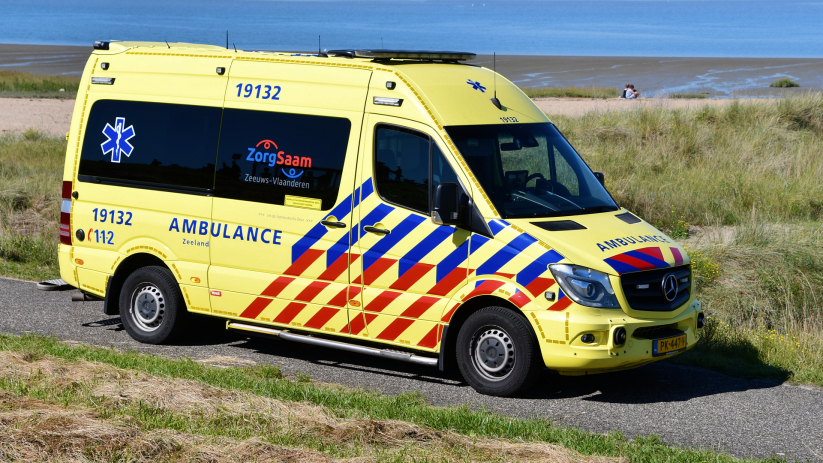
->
{"left": 328, "top": 49, "right": 475, "bottom": 61}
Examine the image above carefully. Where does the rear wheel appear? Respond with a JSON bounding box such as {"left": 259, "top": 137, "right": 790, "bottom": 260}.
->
{"left": 456, "top": 306, "right": 540, "bottom": 396}
{"left": 119, "top": 266, "right": 186, "bottom": 344}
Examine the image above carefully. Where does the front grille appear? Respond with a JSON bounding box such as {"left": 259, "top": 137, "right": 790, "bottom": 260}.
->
{"left": 620, "top": 265, "right": 691, "bottom": 311}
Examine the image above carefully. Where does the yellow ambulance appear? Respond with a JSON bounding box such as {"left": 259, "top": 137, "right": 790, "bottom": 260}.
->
{"left": 57, "top": 41, "right": 703, "bottom": 396}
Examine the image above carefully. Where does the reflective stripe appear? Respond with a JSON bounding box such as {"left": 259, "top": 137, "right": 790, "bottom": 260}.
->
{"left": 363, "top": 213, "right": 425, "bottom": 270}
{"left": 398, "top": 226, "right": 455, "bottom": 276}
{"left": 488, "top": 219, "right": 509, "bottom": 235}
{"left": 476, "top": 233, "right": 538, "bottom": 276}
{"left": 516, "top": 249, "right": 564, "bottom": 288}
{"left": 291, "top": 192, "right": 353, "bottom": 263}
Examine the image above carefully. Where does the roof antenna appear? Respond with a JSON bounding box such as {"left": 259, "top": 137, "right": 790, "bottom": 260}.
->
{"left": 317, "top": 35, "right": 328, "bottom": 57}
{"left": 226, "top": 31, "right": 229, "bottom": 49}
{"left": 490, "top": 52, "right": 502, "bottom": 110}
{"left": 233, "top": 43, "right": 237, "bottom": 53}
{"left": 165, "top": 40, "right": 170, "bottom": 49}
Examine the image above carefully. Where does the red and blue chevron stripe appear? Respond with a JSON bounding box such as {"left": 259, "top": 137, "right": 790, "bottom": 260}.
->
{"left": 604, "top": 246, "right": 682, "bottom": 274}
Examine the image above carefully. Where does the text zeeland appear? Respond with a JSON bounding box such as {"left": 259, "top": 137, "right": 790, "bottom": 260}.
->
{"left": 168, "top": 218, "right": 282, "bottom": 245}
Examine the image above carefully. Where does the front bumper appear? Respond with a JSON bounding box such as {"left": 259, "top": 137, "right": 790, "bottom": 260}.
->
{"left": 528, "top": 298, "right": 702, "bottom": 375}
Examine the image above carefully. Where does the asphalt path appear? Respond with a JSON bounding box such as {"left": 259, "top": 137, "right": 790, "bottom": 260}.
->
{"left": 2, "top": 277, "right": 821, "bottom": 462}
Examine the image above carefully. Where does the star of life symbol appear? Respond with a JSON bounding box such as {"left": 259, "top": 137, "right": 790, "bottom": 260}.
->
{"left": 466, "top": 79, "right": 486, "bottom": 93}
{"left": 101, "top": 117, "right": 135, "bottom": 163}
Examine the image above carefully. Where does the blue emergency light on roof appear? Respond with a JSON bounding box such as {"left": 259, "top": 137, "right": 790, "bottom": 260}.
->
{"left": 327, "top": 50, "right": 475, "bottom": 61}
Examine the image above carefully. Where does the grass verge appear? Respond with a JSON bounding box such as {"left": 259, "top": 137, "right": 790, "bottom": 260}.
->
{"left": 0, "top": 71, "right": 80, "bottom": 98}
{"left": 0, "top": 334, "right": 779, "bottom": 463}
{"left": 521, "top": 85, "right": 619, "bottom": 99}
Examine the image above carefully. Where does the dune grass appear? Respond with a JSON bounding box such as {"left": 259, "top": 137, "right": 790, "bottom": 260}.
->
{"left": 770, "top": 78, "right": 799, "bottom": 88}
{"left": 0, "top": 71, "right": 80, "bottom": 98}
{"left": 553, "top": 94, "right": 823, "bottom": 229}
{"left": 520, "top": 85, "right": 619, "bottom": 99}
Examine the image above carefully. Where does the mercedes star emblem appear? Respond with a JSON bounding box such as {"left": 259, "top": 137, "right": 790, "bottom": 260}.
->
{"left": 661, "top": 273, "right": 679, "bottom": 302}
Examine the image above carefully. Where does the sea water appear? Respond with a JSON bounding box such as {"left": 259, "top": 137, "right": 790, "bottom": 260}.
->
{"left": 1, "top": 0, "right": 823, "bottom": 58}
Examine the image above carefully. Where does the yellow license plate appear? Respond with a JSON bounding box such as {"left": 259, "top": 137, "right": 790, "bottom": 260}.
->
{"left": 653, "top": 334, "right": 687, "bottom": 356}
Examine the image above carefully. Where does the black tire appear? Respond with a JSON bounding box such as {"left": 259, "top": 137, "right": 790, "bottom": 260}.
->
{"left": 455, "top": 307, "right": 540, "bottom": 397}
{"left": 119, "top": 266, "right": 186, "bottom": 344}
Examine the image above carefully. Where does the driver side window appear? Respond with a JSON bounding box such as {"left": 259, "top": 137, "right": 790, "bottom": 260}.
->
{"left": 374, "top": 125, "right": 461, "bottom": 215}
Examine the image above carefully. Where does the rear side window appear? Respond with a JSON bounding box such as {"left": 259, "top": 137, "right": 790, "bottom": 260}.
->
{"left": 78, "top": 100, "right": 221, "bottom": 192}
{"left": 214, "top": 108, "right": 351, "bottom": 210}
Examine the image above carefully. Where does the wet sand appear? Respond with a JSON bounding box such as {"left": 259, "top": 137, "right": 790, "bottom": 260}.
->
{"left": 473, "top": 54, "right": 823, "bottom": 98}
{"left": 0, "top": 43, "right": 89, "bottom": 75}
{"left": 3, "top": 43, "right": 823, "bottom": 97}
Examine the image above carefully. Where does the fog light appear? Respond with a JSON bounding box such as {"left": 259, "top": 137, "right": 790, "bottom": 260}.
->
{"left": 581, "top": 334, "right": 595, "bottom": 344}
{"left": 613, "top": 327, "right": 627, "bottom": 346}
{"left": 697, "top": 312, "right": 705, "bottom": 329}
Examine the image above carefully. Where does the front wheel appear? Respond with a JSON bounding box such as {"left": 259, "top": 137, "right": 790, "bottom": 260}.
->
{"left": 456, "top": 307, "right": 540, "bottom": 396}
{"left": 119, "top": 266, "right": 186, "bottom": 344}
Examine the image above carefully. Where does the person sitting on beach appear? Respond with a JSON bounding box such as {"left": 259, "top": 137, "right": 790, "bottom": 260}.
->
{"left": 626, "top": 84, "right": 640, "bottom": 99}
{"left": 620, "top": 84, "right": 630, "bottom": 98}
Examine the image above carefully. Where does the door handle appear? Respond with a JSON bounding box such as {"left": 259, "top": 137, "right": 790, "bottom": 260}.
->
{"left": 363, "top": 225, "right": 390, "bottom": 235}
{"left": 321, "top": 220, "right": 346, "bottom": 229}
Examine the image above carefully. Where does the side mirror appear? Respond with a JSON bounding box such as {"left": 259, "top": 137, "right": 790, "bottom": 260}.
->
{"left": 594, "top": 172, "right": 605, "bottom": 187}
{"left": 432, "top": 182, "right": 460, "bottom": 225}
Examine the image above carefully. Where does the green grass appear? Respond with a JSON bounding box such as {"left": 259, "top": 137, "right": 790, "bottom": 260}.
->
{"left": 0, "top": 334, "right": 782, "bottom": 463}
{"left": 555, "top": 94, "right": 823, "bottom": 229}
{"left": 0, "top": 71, "right": 80, "bottom": 98}
{"left": 0, "top": 130, "right": 64, "bottom": 281}
{"left": 520, "top": 85, "right": 619, "bottom": 99}
{"left": 770, "top": 78, "right": 799, "bottom": 88}
{"left": 670, "top": 93, "right": 709, "bottom": 99}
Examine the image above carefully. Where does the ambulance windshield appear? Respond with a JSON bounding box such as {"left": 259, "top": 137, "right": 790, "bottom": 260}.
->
{"left": 445, "top": 123, "right": 618, "bottom": 219}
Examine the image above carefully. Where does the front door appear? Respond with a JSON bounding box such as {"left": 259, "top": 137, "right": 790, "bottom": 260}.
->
{"left": 351, "top": 115, "right": 473, "bottom": 350}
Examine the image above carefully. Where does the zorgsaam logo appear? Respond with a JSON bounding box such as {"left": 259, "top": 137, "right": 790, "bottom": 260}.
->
{"left": 101, "top": 117, "right": 135, "bottom": 163}
{"left": 246, "top": 139, "right": 312, "bottom": 179}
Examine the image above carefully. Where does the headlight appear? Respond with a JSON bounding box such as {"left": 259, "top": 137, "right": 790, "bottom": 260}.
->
{"left": 549, "top": 264, "right": 620, "bottom": 308}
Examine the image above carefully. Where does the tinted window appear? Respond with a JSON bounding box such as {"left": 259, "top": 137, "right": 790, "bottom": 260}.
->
{"left": 215, "top": 108, "right": 351, "bottom": 210}
{"left": 374, "top": 126, "right": 430, "bottom": 213}
{"left": 431, "top": 144, "right": 460, "bottom": 198}
{"left": 78, "top": 100, "right": 221, "bottom": 191}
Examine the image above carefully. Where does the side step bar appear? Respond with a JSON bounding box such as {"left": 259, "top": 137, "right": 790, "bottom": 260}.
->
{"left": 227, "top": 322, "right": 438, "bottom": 367}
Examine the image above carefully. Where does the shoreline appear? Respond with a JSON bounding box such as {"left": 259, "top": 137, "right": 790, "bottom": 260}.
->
{"left": 3, "top": 43, "right": 823, "bottom": 97}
